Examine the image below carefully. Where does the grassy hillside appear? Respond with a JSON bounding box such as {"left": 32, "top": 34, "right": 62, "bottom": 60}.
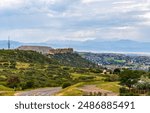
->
{"left": 0, "top": 50, "right": 98, "bottom": 68}
{"left": 55, "top": 81, "right": 120, "bottom": 96}
{"left": 0, "top": 49, "right": 57, "bottom": 64}
{"left": 49, "top": 53, "right": 98, "bottom": 68}
{"left": 0, "top": 50, "right": 148, "bottom": 96}
{"left": 0, "top": 49, "right": 102, "bottom": 95}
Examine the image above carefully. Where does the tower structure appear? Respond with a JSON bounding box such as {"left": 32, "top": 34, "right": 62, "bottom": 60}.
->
{"left": 8, "top": 36, "right": 10, "bottom": 49}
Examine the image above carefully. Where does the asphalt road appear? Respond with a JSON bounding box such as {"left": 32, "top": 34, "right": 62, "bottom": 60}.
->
{"left": 15, "top": 87, "right": 62, "bottom": 96}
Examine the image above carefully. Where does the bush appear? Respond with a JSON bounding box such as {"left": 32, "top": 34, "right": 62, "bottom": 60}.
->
{"left": 120, "top": 92, "right": 139, "bottom": 96}
{"left": 89, "top": 68, "right": 103, "bottom": 73}
{"left": 62, "top": 82, "right": 71, "bottom": 89}
{"left": 78, "top": 76, "right": 95, "bottom": 81}
{"left": 119, "top": 87, "right": 128, "bottom": 93}
{"left": 9, "top": 61, "right": 16, "bottom": 69}
{"left": 3, "top": 63, "right": 9, "bottom": 68}
{"left": 7, "top": 75, "right": 20, "bottom": 88}
{"left": 113, "top": 68, "right": 121, "bottom": 74}
{"left": 119, "top": 70, "right": 142, "bottom": 89}
{"left": 105, "top": 74, "right": 119, "bottom": 82}
{"left": 120, "top": 87, "right": 140, "bottom": 96}
{"left": 147, "top": 91, "right": 150, "bottom": 96}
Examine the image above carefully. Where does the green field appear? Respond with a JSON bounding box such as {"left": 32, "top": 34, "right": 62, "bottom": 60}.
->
{"left": 106, "top": 58, "right": 126, "bottom": 63}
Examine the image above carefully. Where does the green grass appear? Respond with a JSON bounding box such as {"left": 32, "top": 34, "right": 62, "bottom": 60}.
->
{"left": 95, "top": 81, "right": 120, "bottom": 93}
{"left": 71, "top": 73, "right": 104, "bottom": 80}
{"left": 0, "top": 85, "right": 14, "bottom": 91}
{"left": 105, "top": 58, "right": 126, "bottom": 63}
{"left": 71, "top": 73, "right": 93, "bottom": 79}
{"left": 55, "top": 81, "right": 120, "bottom": 96}
{"left": 16, "top": 62, "right": 30, "bottom": 69}
{"left": 0, "top": 85, "right": 15, "bottom": 96}
{"left": 55, "top": 83, "right": 84, "bottom": 96}
{"left": 114, "top": 60, "right": 126, "bottom": 63}
{"left": 0, "top": 91, "right": 15, "bottom": 96}
{"left": 75, "top": 81, "right": 120, "bottom": 92}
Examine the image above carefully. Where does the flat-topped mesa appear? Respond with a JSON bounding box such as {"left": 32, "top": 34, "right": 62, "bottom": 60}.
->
{"left": 17, "top": 46, "right": 53, "bottom": 54}
{"left": 49, "top": 48, "right": 73, "bottom": 55}
{"left": 17, "top": 46, "right": 73, "bottom": 55}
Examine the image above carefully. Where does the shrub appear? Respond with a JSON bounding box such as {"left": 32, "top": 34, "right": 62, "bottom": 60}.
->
{"left": 105, "top": 74, "right": 119, "bottom": 82}
{"left": 62, "top": 82, "right": 71, "bottom": 89}
{"left": 7, "top": 75, "right": 20, "bottom": 88}
{"left": 97, "top": 92, "right": 102, "bottom": 96}
{"left": 89, "top": 68, "right": 103, "bottom": 73}
{"left": 120, "top": 87, "right": 140, "bottom": 96}
{"left": 119, "top": 87, "right": 128, "bottom": 93}
{"left": 113, "top": 68, "right": 121, "bottom": 74}
{"left": 147, "top": 91, "right": 150, "bottom": 96}
{"left": 120, "top": 92, "right": 139, "bottom": 96}
{"left": 78, "top": 76, "right": 95, "bottom": 81}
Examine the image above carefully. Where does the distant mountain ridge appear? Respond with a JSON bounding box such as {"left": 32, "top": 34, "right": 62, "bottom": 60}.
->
{"left": 46, "top": 39, "right": 150, "bottom": 53}
{"left": 0, "top": 39, "right": 150, "bottom": 53}
{"left": 0, "top": 40, "right": 22, "bottom": 49}
{"left": 0, "top": 40, "right": 52, "bottom": 49}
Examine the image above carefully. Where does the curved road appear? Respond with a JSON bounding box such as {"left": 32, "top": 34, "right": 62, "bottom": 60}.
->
{"left": 15, "top": 87, "right": 62, "bottom": 96}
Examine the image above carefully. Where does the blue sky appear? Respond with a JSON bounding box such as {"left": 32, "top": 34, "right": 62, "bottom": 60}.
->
{"left": 0, "top": 0, "right": 150, "bottom": 43}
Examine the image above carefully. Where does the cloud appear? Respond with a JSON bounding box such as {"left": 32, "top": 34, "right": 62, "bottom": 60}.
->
{"left": 0, "top": 0, "right": 150, "bottom": 42}
{"left": 81, "top": 0, "right": 105, "bottom": 4}
{"left": 0, "top": 0, "right": 24, "bottom": 9}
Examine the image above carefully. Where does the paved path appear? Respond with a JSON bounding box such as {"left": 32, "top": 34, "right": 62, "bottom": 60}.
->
{"left": 15, "top": 87, "right": 62, "bottom": 96}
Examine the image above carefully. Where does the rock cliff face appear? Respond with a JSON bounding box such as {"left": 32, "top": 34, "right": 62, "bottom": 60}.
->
{"left": 17, "top": 46, "right": 73, "bottom": 55}
{"left": 17, "top": 46, "right": 53, "bottom": 54}
{"left": 49, "top": 48, "right": 73, "bottom": 54}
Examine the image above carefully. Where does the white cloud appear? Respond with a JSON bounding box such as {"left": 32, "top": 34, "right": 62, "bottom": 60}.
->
{"left": 112, "top": 26, "right": 134, "bottom": 30}
{"left": 0, "top": 0, "right": 24, "bottom": 9}
{"left": 113, "top": 1, "right": 135, "bottom": 4}
{"left": 81, "top": 0, "right": 106, "bottom": 4}
{"left": 64, "top": 30, "right": 96, "bottom": 41}
{"left": 96, "top": 27, "right": 141, "bottom": 41}
{"left": 113, "top": 1, "right": 150, "bottom": 13}
{"left": 0, "top": 0, "right": 150, "bottom": 42}
{"left": 140, "top": 12, "right": 150, "bottom": 19}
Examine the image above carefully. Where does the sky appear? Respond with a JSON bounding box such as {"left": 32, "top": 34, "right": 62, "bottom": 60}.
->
{"left": 0, "top": 0, "right": 150, "bottom": 43}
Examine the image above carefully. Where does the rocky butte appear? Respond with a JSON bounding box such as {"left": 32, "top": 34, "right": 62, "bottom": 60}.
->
{"left": 17, "top": 46, "right": 73, "bottom": 55}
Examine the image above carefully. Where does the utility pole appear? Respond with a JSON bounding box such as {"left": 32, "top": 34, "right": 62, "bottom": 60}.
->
{"left": 8, "top": 36, "right": 10, "bottom": 49}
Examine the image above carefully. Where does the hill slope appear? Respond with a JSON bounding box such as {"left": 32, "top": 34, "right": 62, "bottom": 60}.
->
{"left": 0, "top": 49, "right": 99, "bottom": 95}
{"left": 49, "top": 53, "right": 98, "bottom": 68}
{"left": 0, "top": 50, "right": 97, "bottom": 68}
{"left": 0, "top": 49, "right": 57, "bottom": 64}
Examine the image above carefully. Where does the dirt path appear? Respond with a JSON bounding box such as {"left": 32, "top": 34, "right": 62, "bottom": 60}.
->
{"left": 14, "top": 87, "right": 62, "bottom": 96}
{"left": 78, "top": 85, "right": 118, "bottom": 96}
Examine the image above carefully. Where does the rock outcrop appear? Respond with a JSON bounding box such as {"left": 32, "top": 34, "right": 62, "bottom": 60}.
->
{"left": 17, "top": 46, "right": 53, "bottom": 54}
{"left": 17, "top": 46, "right": 73, "bottom": 55}
{"left": 49, "top": 48, "right": 73, "bottom": 54}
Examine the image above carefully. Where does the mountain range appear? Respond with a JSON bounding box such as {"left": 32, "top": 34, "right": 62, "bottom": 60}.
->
{"left": 0, "top": 39, "right": 150, "bottom": 53}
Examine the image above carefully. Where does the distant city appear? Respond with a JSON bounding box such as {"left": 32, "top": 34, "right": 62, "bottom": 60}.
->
{"left": 80, "top": 52, "right": 150, "bottom": 71}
